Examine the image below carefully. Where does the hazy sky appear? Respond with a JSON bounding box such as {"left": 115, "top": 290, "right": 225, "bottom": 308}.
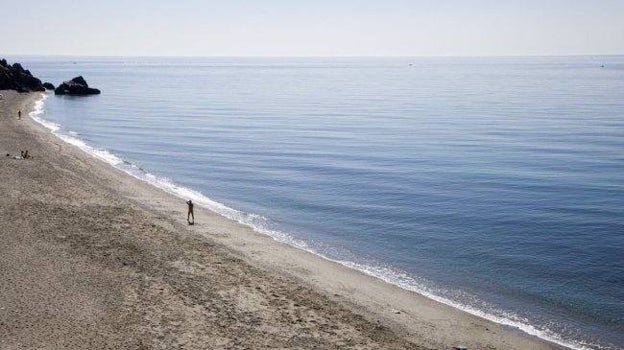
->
{"left": 2, "top": 0, "right": 623, "bottom": 57}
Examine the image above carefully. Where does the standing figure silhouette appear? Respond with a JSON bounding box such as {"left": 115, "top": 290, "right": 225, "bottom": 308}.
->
{"left": 187, "top": 200, "right": 194, "bottom": 225}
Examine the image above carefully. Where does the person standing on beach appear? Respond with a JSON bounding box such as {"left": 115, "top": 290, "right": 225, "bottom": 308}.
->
{"left": 187, "top": 200, "right": 194, "bottom": 225}
{"left": 18, "top": 110, "right": 21, "bottom": 120}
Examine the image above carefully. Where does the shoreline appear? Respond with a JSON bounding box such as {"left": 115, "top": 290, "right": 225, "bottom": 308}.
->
{"left": 2, "top": 90, "right": 568, "bottom": 349}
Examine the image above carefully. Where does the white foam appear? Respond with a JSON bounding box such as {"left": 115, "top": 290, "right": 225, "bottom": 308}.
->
{"left": 29, "top": 94, "right": 602, "bottom": 350}
{"left": 29, "top": 94, "right": 58, "bottom": 132}
{"left": 331, "top": 260, "right": 600, "bottom": 350}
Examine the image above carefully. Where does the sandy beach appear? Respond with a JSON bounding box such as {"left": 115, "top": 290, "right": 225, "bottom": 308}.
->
{"left": 0, "top": 90, "right": 566, "bottom": 349}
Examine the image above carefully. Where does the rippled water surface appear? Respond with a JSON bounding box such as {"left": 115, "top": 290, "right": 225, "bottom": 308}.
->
{"left": 15, "top": 56, "right": 624, "bottom": 349}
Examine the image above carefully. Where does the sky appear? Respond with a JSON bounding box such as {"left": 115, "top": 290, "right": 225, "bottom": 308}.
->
{"left": 2, "top": 0, "right": 623, "bottom": 57}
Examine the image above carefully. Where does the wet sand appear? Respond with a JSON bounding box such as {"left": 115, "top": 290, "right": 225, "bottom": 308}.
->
{"left": 0, "top": 91, "right": 565, "bottom": 349}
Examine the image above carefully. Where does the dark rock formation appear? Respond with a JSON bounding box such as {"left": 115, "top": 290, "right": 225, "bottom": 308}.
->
{"left": 54, "top": 76, "right": 101, "bottom": 96}
{"left": 0, "top": 58, "right": 46, "bottom": 92}
{"left": 43, "top": 82, "right": 55, "bottom": 90}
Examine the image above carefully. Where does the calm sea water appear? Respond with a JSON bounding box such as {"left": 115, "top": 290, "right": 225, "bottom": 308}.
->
{"left": 15, "top": 56, "right": 624, "bottom": 349}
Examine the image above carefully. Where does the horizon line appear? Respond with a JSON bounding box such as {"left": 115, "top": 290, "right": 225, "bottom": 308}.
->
{"left": 3, "top": 53, "right": 623, "bottom": 59}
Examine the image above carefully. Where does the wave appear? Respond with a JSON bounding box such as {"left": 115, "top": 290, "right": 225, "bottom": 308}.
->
{"left": 334, "top": 260, "right": 604, "bottom": 350}
{"left": 29, "top": 94, "right": 601, "bottom": 350}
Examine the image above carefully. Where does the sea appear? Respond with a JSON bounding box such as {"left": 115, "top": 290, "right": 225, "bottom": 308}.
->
{"left": 13, "top": 56, "right": 624, "bottom": 349}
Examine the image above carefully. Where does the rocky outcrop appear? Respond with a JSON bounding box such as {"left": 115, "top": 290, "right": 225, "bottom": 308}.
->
{"left": 54, "top": 76, "right": 101, "bottom": 96}
{"left": 0, "top": 58, "right": 46, "bottom": 92}
{"left": 43, "top": 82, "right": 55, "bottom": 90}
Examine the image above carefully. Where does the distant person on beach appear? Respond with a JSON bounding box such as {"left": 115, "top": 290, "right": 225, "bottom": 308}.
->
{"left": 9, "top": 150, "right": 32, "bottom": 160}
{"left": 18, "top": 110, "right": 21, "bottom": 119}
{"left": 187, "top": 200, "right": 194, "bottom": 225}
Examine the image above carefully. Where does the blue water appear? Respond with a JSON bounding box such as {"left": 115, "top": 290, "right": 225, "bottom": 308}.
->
{"left": 14, "top": 56, "right": 624, "bottom": 349}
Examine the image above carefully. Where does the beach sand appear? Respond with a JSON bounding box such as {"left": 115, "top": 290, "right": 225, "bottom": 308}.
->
{"left": 0, "top": 91, "right": 566, "bottom": 349}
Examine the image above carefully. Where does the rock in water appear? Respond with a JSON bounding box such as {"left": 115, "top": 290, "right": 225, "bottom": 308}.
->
{"left": 70, "top": 76, "right": 88, "bottom": 86}
{"left": 0, "top": 58, "right": 46, "bottom": 92}
{"left": 43, "top": 82, "right": 55, "bottom": 90}
{"left": 54, "top": 76, "right": 101, "bottom": 95}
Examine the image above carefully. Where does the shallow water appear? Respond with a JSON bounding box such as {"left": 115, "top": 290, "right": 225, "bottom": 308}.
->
{"left": 16, "top": 56, "right": 624, "bottom": 349}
